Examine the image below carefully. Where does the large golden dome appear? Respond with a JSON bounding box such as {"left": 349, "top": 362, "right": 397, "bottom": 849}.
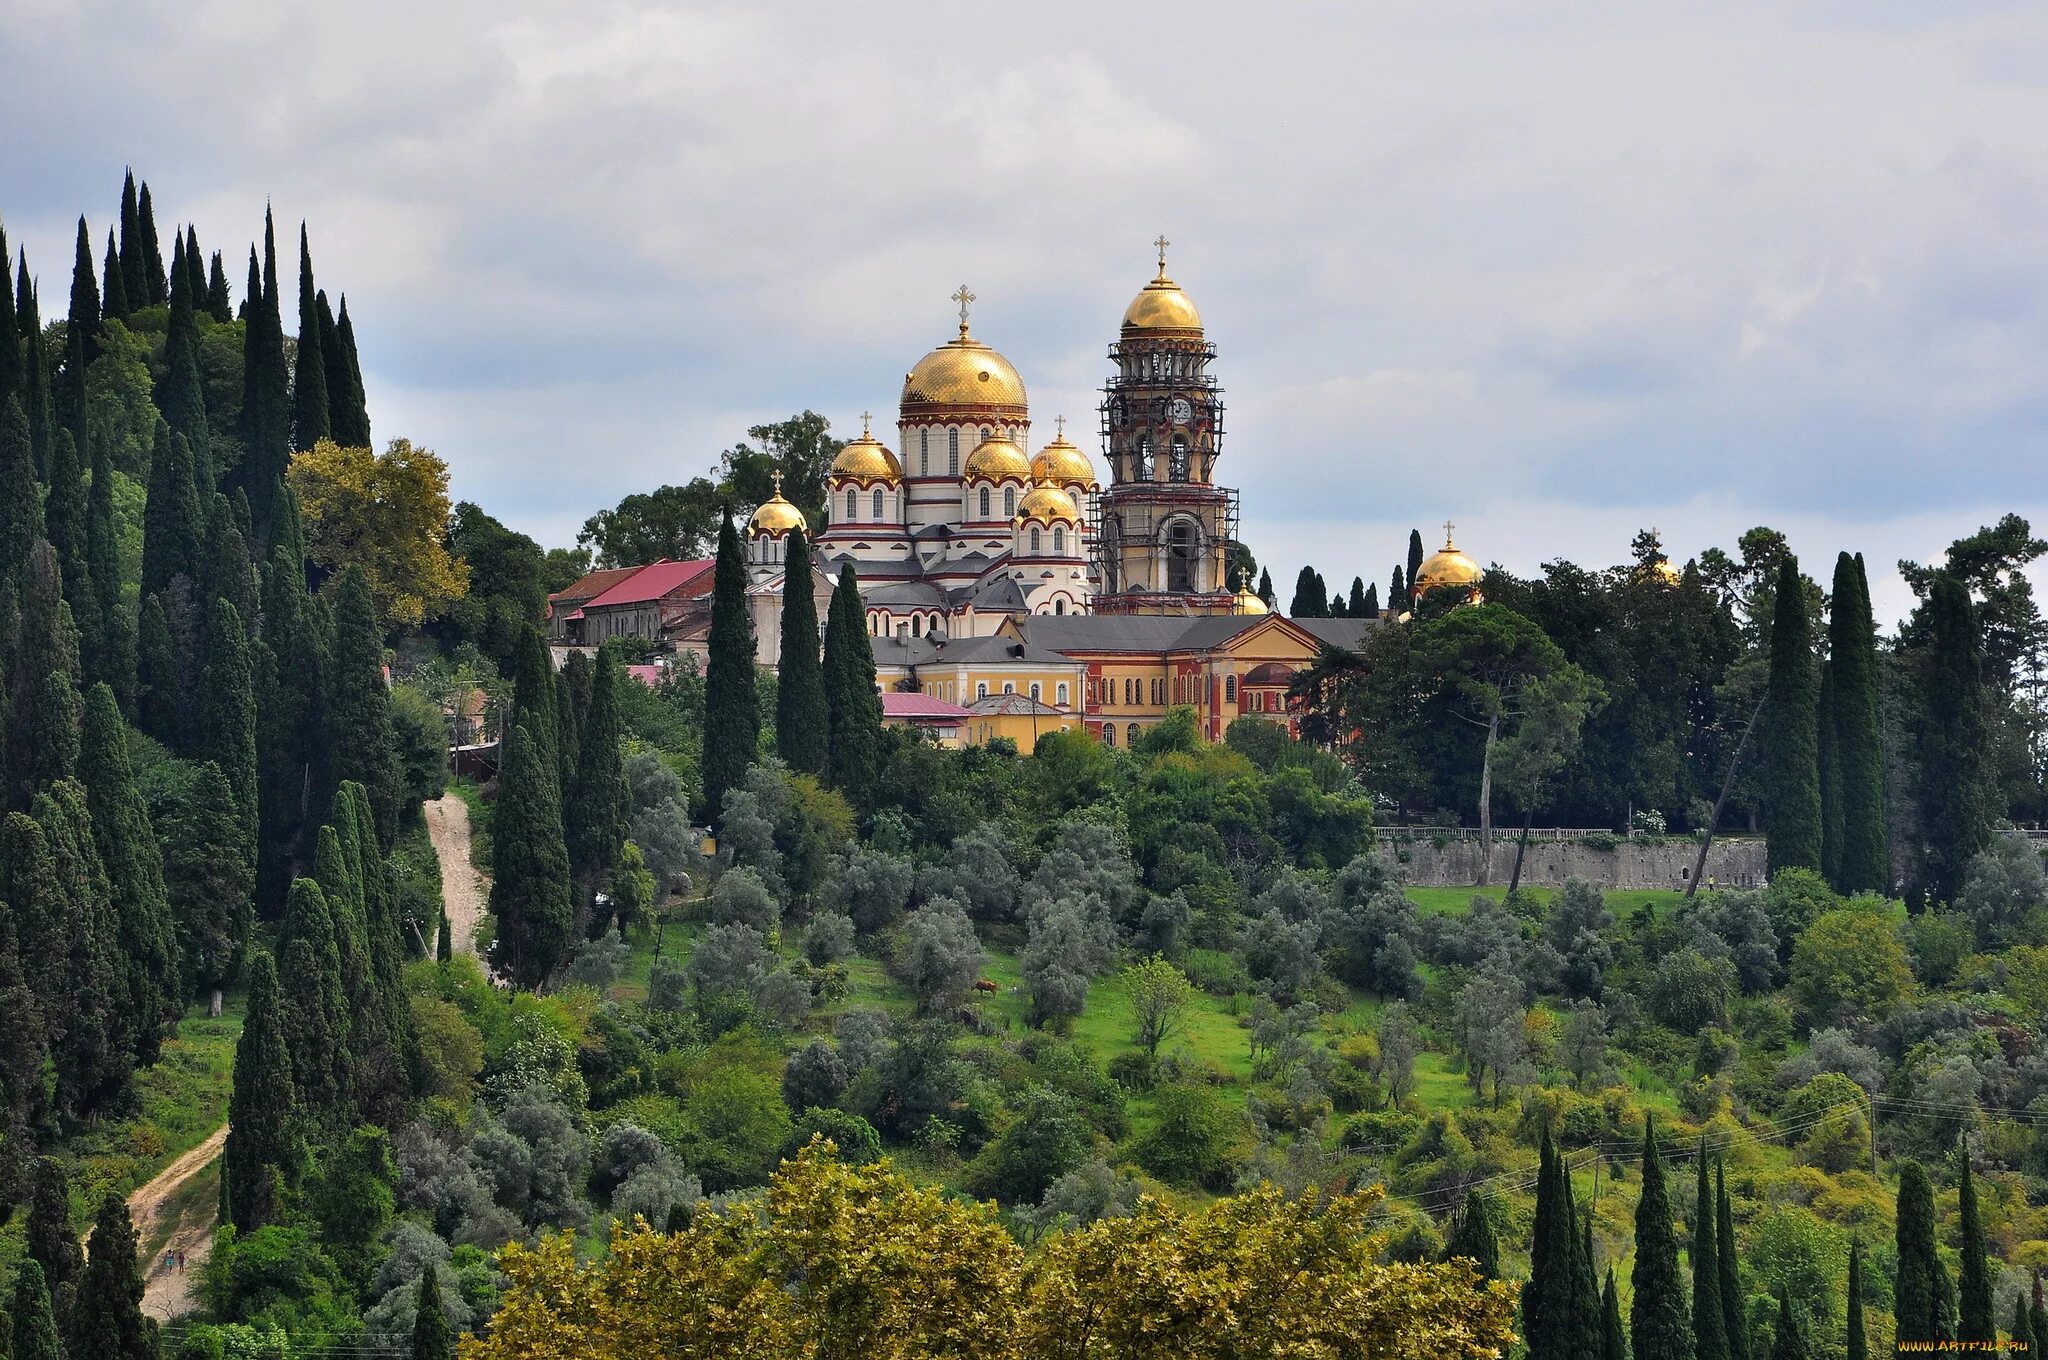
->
{"left": 748, "top": 489, "right": 807, "bottom": 537}
{"left": 1031, "top": 423, "right": 1097, "bottom": 487}
{"left": 964, "top": 434, "right": 1031, "bottom": 482}
{"left": 1123, "top": 241, "right": 1204, "bottom": 333}
{"left": 900, "top": 297, "right": 1029, "bottom": 415}
{"left": 1414, "top": 529, "right": 1483, "bottom": 594}
{"left": 831, "top": 417, "right": 902, "bottom": 483}
{"left": 1016, "top": 484, "right": 1079, "bottom": 525}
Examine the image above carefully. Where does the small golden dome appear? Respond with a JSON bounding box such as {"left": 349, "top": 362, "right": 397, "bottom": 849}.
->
{"left": 1414, "top": 526, "right": 1483, "bottom": 594}
{"left": 1016, "top": 484, "right": 1079, "bottom": 525}
{"left": 831, "top": 415, "right": 903, "bottom": 483}
{"left": 1233, "top": 587, "right": 1270, "bottom": 615}
{"left": 964, "top": 434, "right": 1031, "bottom": 482}
{"left": 748, "top": 489, "right": 806, "bottom": 537}
{"left": 1652, "top": 559, "right": 1682, "bottom": 587}
{"left": 1122, "top": 241, "right": 1203, "bottom": 332}
{"left": 1031, "top": 420, "right": 1097, "bottom": 488}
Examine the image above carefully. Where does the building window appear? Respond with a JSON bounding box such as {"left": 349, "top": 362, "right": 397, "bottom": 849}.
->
{"left": 1030, "top": 528, "right": 1041, "bottom": 554}
{"left": 948, "top": 429, "right": 959, "bottom": 475}
{"left": 1003, "top": 682, "right": 1015, "bottom": 694}
{"left": 1054, "top": 598, "right": 1066, "bottom": 614}
{"left": 920, "top": 429, "right": 929, "bottom": 474}
{"left": 1134, "top": 433, "right": 1151, "bottom": 480}
{"left": 1004, "top": 487, "right": 1016, "bottom": 517}
{"left": 981, "top": 427, "right": 991, "bottom": 441}
{"left": 872, "top": 489, "right": 884, "bottom": 518}
{"left": 1170, "top": 435, "right": 1190, "bottom": 481}
{"left": 846, "top": 489, "right": 857, "bottom": 520}
{"left": 1102, "top": 723, "right": 1115, "bottom": 747}
{"left": 977, "top": 682, "right": 989, "bottom": 699}
{"left": 979, "top": 487, "right": 991, "bottom": 518}
{"left": 1056, "top": 682, "right": 1069, "bottom": 706}
{"left": 1053, "top": 528, "right": 1065, "bottom": 555}
{"left": 1030, "top": 682, "right": 1041, "bottom": 701}
{"left": 1225, "top": 675, "right": 1237, "bottom": 702}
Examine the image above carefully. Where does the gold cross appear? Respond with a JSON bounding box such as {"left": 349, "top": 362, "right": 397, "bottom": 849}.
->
{"left": 951, "top": 283, "right": 975, "bottom": 334}
{"left": 860, "top": 410, "right": 873, "bottom": 438}
{"left": 1442, "top": 520, "right": 1456, "bottom": 546}
{"left": 1055, "top": 415, "right": 1066, "bottom": 438}
{"left": 1153, "top": 235, "right": 1170, "bottom": 271}
{"left": 771, "top": 469, "right": 784, "bottom": 495}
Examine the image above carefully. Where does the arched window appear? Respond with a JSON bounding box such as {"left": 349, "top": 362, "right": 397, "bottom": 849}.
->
{"left": 1052, "top": 528, "right": 1065, "bottom": 555}
{"left": 1166, "top": 520, "right": 1198, "bottom": 593}
{"left": 1030, "top": 528, "right": 1041, "bottom": 554}
{"left": 1170, "top": 435, "right": 1190, "bottom": 481}
{"left": 846, "top": 489, "right": 857, "bottom": 520}
{"left": 1054, "top": 598, "right": 1066, "bottom": 615}
{"left": 981, "top": 427, "right": 991, "bottom": 442}
{"left": 1004, "top": 487, "right": 1016, "bottom": 517}
{"left": 948, "top": 429, "right": 959, "bottom": 476}
{"left": 977, "top": 682, "right": 989, "bottom": 699}
{"left": 1029, "top": 682, "right": 1042, "bottom": 701}
{"left": 1003, "top": 682, "right": 1016, "bottom": 694}
{"left": 920, "top": 429, "right": 929, "bottom": 474}
{"left": 1056, "top": 682, "right": 1069, "bottom": 706}
{"left": 978, "top": 487, "right": 991, "bottom": 518}
{"left": 1225, "top": 675, "right": 1237, "bottom": 702}
{"left": 872, "top": 488, "right": 884, "bottom": 518}
{"left": 1134, "top": 434, "right": 1151, "bottom": 480}
{"left": 1101, "top": 723, "right": 1115, "bottom": 747}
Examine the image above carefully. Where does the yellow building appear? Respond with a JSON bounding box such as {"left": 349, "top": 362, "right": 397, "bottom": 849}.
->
{"left": 964, "top": 692, "right": 1081, "bottom": 749}
{"left": 870, "top": 631, "right": 1088, "bottom": 717}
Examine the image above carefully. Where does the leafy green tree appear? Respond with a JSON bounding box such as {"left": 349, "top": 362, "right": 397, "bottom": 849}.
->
{"left": 326, "top": 565, "right": 400, "bottom": 842}
{"left": 223, "top": 950, "right": 296, "bottom": 1230}
{"left": 1894, "top": 1160, "right": 1944, "bottom": 1349}
{"left": 79, "top": 684, "right": 179, "bottom": 1060}
{"left": 291, "top": 224, "right": 329, "bottom": 450}
{"left": 964, "top": 1085, "right": 1091, "bottom": 1205}
{"left": 1130, "top": 1082, "right": 1239, "bottom": 1189}
{"left": 411, "top": 1263, "right": 455, "bottom": 1360}
{"left": 1957, "top": 1147, "right": 1992, "bottom": 1344}
{"left": 163, "top": 761, "right": 251, "bottom": 1014}
{"left": 1120, "top": 955, "right": 1195, "bottom": 1060}
{"left": 702, "top": 509, "right": 758, "bottom": 821}
{"left": 10, "top": 1257, "right": 62, "bottom": 1360}
{"left": 1765, "top": 556, "right": 1822, "bottom": 874}
{"left": 576, "top": 478, "right": 724, "bottom": 566}
{"left": 1906, "top": 574, "right": 1994, "bottom": 908}
{"left": 823, "top": 563, "right": 881, "bottom": 805}
{"left": 71, "top": 1192, "right": 154, "bottom": 1360}
{"left": 776, "top": 525, "right": 829, "bottom": 775}
{"left": 1631, "top": 1119, "right": 1693, "bottom": 1360}
{"left": 1443, "top": 1187, "right": 1499, "bottom": 1280}
{"left": 715, "top": 411, "right": 842, "bottom": 528}
{"left": 490, "top": 722, "right": 573, "bottom": 988}
{"left": 1789, "top": 907, "right": 1912, "bottom": 1026}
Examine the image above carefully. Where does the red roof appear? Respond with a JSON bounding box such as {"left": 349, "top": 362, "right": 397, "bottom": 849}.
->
{"left": 881, "top": 692, "right": 973, "bottom": 721}
{"left": 549, "top": 565, "right": 644, "bottom": 605}
{"left": 583, "top": 560, "right": 715, "bottom": 609}
{"left": 624, "top": 663, "right": 666, "bottom": 688}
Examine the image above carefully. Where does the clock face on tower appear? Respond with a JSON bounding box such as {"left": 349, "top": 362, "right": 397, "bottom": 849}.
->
{"left": 1169, "top": 396, "right": 1192, "bottom": 424}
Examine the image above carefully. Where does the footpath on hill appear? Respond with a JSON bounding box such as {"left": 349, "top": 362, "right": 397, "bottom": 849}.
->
{"left": 127, "top": 794, "right": 490, "bottom": 1322}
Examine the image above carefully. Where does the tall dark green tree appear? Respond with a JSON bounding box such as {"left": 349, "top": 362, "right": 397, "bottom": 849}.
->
{"left": 2010, "top": 1294, "right": 2034, "bottom": 1359}
{"left": 277, "top": 877, "right": 352, "bottom": 1118}
{"left": 1770, "top": 1290, "right": 1806, "bottom": 1360}
{"left": 1764, "top": 555, "right": 1821, "bottom": 875}
{"left": 1895, "top": 1160, "right": 1944, "bottom": 1350}
{"left": 86, "top": 441, "right": 134, "bottom": 706}
{"left": 412, "top": 1263, "right": 456, "bottom": 1360}
{"left": 1817, "top": 658, "right": 1840, "bottom": 886}
{"left": 70, "top": 1193, "right": 154, "bottom": 1360}
{"left": 257, "top": 524, "right": 326, "bottom": 906}
{"left": 24, "top": 1159, "right": 81, "bottom": 1321}
{"left": 239, "top": 220, "right": 291, "bottom": 539}
{"left": 206, "top": 250, "right": 232, "bottom": 323}
{"left": 341, "top": 779, "right": 418, "bottom": 1114}
{"left": 291, "top": 224, "right": 329, "bottom": 451}
{"left": 79, "top": 685, "right": 179, "bottom": 1062}
{"left": 223, "top": 950, "right": 295, "bottom": 1230}
{"left": 1718, "top": 1162, "right": 1747, "bottom": 1360}
{"left": 567, "top": 645, "right": 629, "bottom": 910}
{"left": 489, "top": 721, "right": 572, "bottom": 988}
{"left": 5, "top": 545, "right": 81, "bottom": 810}
{"left": 1362, "top": 581, "right": 1380, "bottom": 617}
{"left": 1290, "top": 566, "right": 1323, "bottom": 618}
{"left": 1957, "top": 1147, "right": 1993, "bottom": 1344}
{"left": 1694, "top": 1141, "right": 1729, "bottom": 1360}
{"left": 43, "top": 428, "right": 100, "bottom": 670}
{"left": 1835, "top": 555, "right": 1887, "bottom": 892}
{"left": 202, "top": 599, "right": 259, "bottom": 863}
{"left": 326, "top": 565, "right": 400, "bottom": 843}
{"left": 1602, "top": 1268, "right": 1628, "bottom": 1360}
{"left": 117, "top": 170, "right": 146, "bottom": 309}
{"left": 100, "top": 225, "right": 129, "bottom": 322}
{"left": 157, "top": 238, "right": 213, "bottom": 480}
{"left": 183, "top": 225, "right": 207, "bottom": 302}
{"left": 1443, "top": 1187, "right": 1499, "bottom": 1280}
{"left": 1391, "top": 565, "right": 1407, "bottom": 611}
{"left": 1408, "top": 529, "right": 1426, "bottom": 591}
{"left": 556, "top": 648, "right": 590, "bottom": 795}
{"left": 163, "top": 761, "right": 252, "bottom": 1014}
{"left": 1908, "top": 575, "right": 1993, "bottom": 908}
{"left": 776, "top": 524, "right": 829, "bottom": 775}
{"left": 0, "top": 223, "right": 19, "bottom": 410}
{"left": 10, "top": 1257, "right": 62, "bottom": 1360}
{"left": 511, "top": 623, "right": 560, "bottom": 780}
{"left": 823, "top": 562, "right": 881, "bottom": 805}
{"left": 18, "top": 257, "right": 55, "bottom": 475}
{"left": 59, "top": 218, "right": 97, "bottom": 450}
{"left": 1571, "top": 1196, "right": 1604, "bottom": 1360}
{"left": 332, "top": 295, "right": 370, "bottom": 446}
{"left": 1525, "top": 1131, "right": 1576, "bottom": 1360}
{"left": 1256, "top": 566, "right": 1275, "bottom": 608}
{"left": 1845, "top": 1239, "right": 1867, "bottom": 1360}
{"left": 1631, "top": 1119, "right": 1693, "bottom": 1360}
{"left": 1347, "top": 576, "right": 1368, "bottom": 616}
{"left": 702, "top": 508, "right": 759, "bottom": 821}
{"left": 140, "top": 420, "right": 204, "bottom": 597}
{"left": 135, "top": 182, "right": 166, "bottom": 305}
{"left": 135, "top": 593, "right": 179, "bottom": 751}
{"left": 0, "top": 396, "right": 40, "bottom": 590}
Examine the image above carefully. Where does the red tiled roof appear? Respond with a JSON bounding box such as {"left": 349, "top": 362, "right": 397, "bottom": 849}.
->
{"left": 624, "top": 663, "right": 666, "bottom": 688}
{"left": 881, "top": 692, "right": 973, "bottom": 721}
{"left": 584, "top": 559, "right": 714, "bottom": 609}
{"left": 549, "top": 565, "right": 644, "bottom": 605}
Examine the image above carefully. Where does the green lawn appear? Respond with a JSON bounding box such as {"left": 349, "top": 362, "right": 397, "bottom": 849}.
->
{"left": 1406, "top": 885, "right": 1693, "bottom": 920}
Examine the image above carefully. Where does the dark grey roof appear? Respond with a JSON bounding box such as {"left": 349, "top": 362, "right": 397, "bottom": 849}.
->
{"left": 1008, "top": 615, "right": 1215, "bottom": 653}
{"left": 968, "top": 693, "right": 1070, "bottom": 716}
{"left": 1295, "top": 618, "right": 1379, "bottom": 651}
{"left": 964, "top": 576, "right": 1027, "bottom": 611}
{"left": 864, "top": 581, "right": 947, "bottom": 608}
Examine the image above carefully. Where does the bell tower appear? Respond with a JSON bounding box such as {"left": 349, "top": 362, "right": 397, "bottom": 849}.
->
{"left": 1092, "top": 239, "right": 1239, "bottom": 615}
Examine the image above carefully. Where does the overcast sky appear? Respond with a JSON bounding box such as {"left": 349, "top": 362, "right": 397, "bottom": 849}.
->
{"left": 5, "top": 1, "right": 2046, "bottom": 628}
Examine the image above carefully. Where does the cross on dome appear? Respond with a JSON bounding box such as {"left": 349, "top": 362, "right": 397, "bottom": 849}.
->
{"left": 860, "top": 410, "right": 873, "bottom": 438}
{"left": 1153, "top": 234, "right": 1170, "bottom": 277}
{"left": 951, "top": 283, "right": 975, "bottom": 336}
{"left": 1442, "top": 520, "right": 1457, "bottom": 547}
{"left": 1055, "top": 415, "right": 1066, "bottom": 438}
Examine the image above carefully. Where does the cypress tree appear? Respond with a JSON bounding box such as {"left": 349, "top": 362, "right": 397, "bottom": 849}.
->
{"left": 59, "top": 218, "right": 96, "bottom": 450}
{"left": 412, "top": 1263, "right": 455, "bottom": 1360}
{"left": 702, "top": 508, "right": 758, "bottom": 821}
{"left": 1817, "top": 657, "right": 1841, "bottom": 887}
{"left": 1256, "top": 566, "right": 1274, "bottom": 608}
{"left": 511, "top": 623, "right": 559, "bottom": 779}
{"left": 0, "top": 222, "right": 19, "bottom": 410}
{"left": 71, "top": 1193, "right": 154, "bottom": 1360}
{"left": 326, "top": 565, "right": 400, "bottom": 843}
{"left": 1846, "top": 1239, "right": 1867, "bottom": 1360}
{"left": 823, "top": 562, "right": 881, "bottom": 805}
{"left": 1363, "top": 581, "right": 1380, "bottom": 617}
{"left": 342, "top": 778, "right": 418, "bottom": 1106}
{"left": 312, "top": 823, "right": 373, "bottom": 1051}
{"left": 291, "top": 224, "right": 329, "bottom": 451}
{"left": 44, "top": 430, "right": 101, "bottom": 690}
{"left": 567, "top": 645, "right": 629, "bottom": 909}
{"left": 1572, "top": 1193, "right": 1605, "bottom": 1360}
{"left": 158, "top": 242, "right": 212, "bottom": 480}
{"left": 135, "top": 183, "right": 166, "bottom": 305}
{"left": 1289, "top": 566, "right": 1320, "bottom": 617}
{"left": 184, "top": 226, "right": 206, "bottom": 304}
{"left": 1347, "top": 576, "right": 1368, "bottom": 616}
{"left": 19, "top": 258, "right": 55, "bottom": 476}
{"left": 203, "top": 493, "right": 258, "bottom": 645}
{"left": 2031, "top": 1273, "right": 2045, "bottom": 1358}
{"left": 206, "top": 250, "right": 232, "bottom": 323}
{"left": 79, "top": 684, "right": 179, "bottom": 1063}
{"left": 6, "top": 545, "right": 82, "bottom": 809}
{"left": 1443, "top": 1186, "right": 1499, "bottom": 1279}
{"left": 203, "top": 599, "right": 259, "bottom": 861}
{"left": 489, "top": 721, "right": 572, "bottom": 988}
{"left": 2011, "top": 1295, "right": 2035, "bottom": 1359}
{"left": 135, "top": 592, "right": 180, "bottom": 751}
{"left": 1695, "top": 1141, "right": 1730, "bottom": 1360}
{"left": 776, "top": 524, "right": 829, "bottom": 775}
{"left": 0, "top": 395, "right": 40, "bottom": 589}
{"left": 1958, "top": 1146, "right": 1993, "bottom": 1343}
{"left": 87, "top": 441, "right": 135, "bottom": 707}
{"left": 556, "top": 648, "right": 590, "bottom": 795}
{"left": 256, "top": 535, "right": 320, "bottom": 905}
{"left": 9, "top": 1259, "right": 61, "bottom": 1360}
{"left": 437, "top": 905, "right": 453, "bottom": 962}
{"left": 1910, "top": 575, "right": 1993, "bottom": 908}
{"left": 223, "top": 950, "right": 295, "bottom": 1230}
{"left": 1770, "top": 1290, "right": 1806, "bottom": 1360}
{"left": 24, "top": 1159, "right": 81, "bottom": 1318}
{"left": 1391, "top": 566, "right": 1406, "bottom": 610}
{"left": 117, "top": 170, "right": 145, "bottom": 309}
{"left": 277, "top": 878, "right": 351, "bottom": 1117}
{"left": 1631, "top": 1119, "right": 1693, "bottom": 1360}
{"left": 1764, "top": 556, "right": 1822, "bottom": 875}
{"left": 140, "top": 421, "right": 203, "bottom": 596}
{"left": 1718, "top": 1162, "right": 1748, "bottom": 1360}
{"left": 1937, "top": 1262, "right": 1959, "bottom": 1344}
{"left": 100, "top": 226, "right": 129, "bottom": 322}
{"left": 1837, "top": 555, "right": 1887, "bottom": 892}
{"left": 1525, "top": 1131, "right": 1574, "bottom": 1360}
{"left": 1408, "top": 529, "right": 1426, "bottom": 596}
{"left": 164, "top": 761, "right": 252, "bottom": 1015}
{"left": 333, "top": 294, "right": 371, "bottom": 447}
{"left": 239, "top": 230, "right": 290, "bottom": 539}
{"left": 10, "top": 785, "right": 126, "bottom": 1117}
{"left": 1895, "top": 1160, "right": 1941, "bottom": 1349}
{"left": 1602, "top": 1268, "right": 1629, "bottom": 1360}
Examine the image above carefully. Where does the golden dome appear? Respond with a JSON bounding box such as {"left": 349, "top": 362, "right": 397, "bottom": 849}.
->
{"left": 1233, "top": 587, "right": 1270, "bottom": 615}
{"left": 1031, "top": 420, "right": 1098, "bottom": 487}
{"left": 1016, "top": 484, "right": 1079, "bottom": 524}
{"left": 1652, "top": 559, "right": 1682, "bottom": 587}
{"left": 831, "top": 415, "right": 902, "bottom": 483}
{"left": 1414, "top": 527, "right": 1483, "bottom": 594}
{"left": 964, "top": 434, "right": 1031, "bottom": 482}
{"left": 901, "top": 298, "right": 1028, "bottom": 414}
{"left": 1122, "top": 240, "right": 1203, "bottom": 332}
{"left": 748, "top": 488, "right": 807, "bottom": 537}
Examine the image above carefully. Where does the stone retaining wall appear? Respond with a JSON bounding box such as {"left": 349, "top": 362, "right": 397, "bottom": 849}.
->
{"left": 1392, "top": 836, "right": 1769, "bottom": 891}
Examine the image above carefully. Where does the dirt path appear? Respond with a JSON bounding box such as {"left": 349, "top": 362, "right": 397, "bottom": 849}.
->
{"left": 128, "top": 1123, "right": 228, "bottom": 1321}
{"left": 425, "top": 793, "right": 490, "bottom": 965}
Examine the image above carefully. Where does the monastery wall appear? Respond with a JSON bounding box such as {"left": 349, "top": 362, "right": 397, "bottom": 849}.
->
{"left": 1393, "top": 836, "right": 1769, "bottom": 891}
